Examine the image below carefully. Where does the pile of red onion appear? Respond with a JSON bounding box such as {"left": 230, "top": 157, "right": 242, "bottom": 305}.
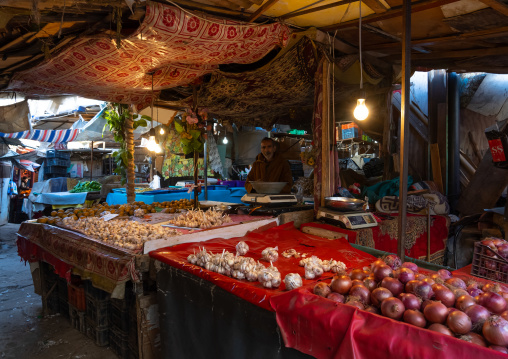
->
{"left": 312, "top": 255, "right": 508, "bottom": 353}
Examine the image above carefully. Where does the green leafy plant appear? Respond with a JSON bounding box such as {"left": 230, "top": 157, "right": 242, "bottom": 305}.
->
{"left": 103, "top": 103, "right": 149, "bottom": 184}
{"left": 174, "top": 108, "right": 208, "bottom": 154}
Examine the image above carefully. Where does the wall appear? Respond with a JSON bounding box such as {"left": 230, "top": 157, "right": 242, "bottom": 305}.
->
{"left": 0, "top": 163, "right": 12, "bottom": 225}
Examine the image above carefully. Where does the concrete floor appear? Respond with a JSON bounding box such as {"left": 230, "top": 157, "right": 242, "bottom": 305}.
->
{"left": 0, "top": 223, "right": 117, "bottom": 359}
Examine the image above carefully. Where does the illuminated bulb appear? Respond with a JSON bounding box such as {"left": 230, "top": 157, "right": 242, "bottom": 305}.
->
{"left": 160, "top": 127, "right": 165, "bottom": 135}
{"left": 354, "top": 98, "right": 369, "bottom": 121}
{"left": 154, "top": 143, "right": 163, "bottom": 153}
{"left": 147, "top": 136, "right": 158, "bottom": 152}
{"left": 223, "top": 137, "right": 228, "bottom": 144}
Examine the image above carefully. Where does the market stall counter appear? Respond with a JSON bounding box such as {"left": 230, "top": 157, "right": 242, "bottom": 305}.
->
{"left": 149, "top": 223, "right": 377, "bottom": 358}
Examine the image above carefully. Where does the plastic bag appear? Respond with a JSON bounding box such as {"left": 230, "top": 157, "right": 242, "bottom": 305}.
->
{"left": 150, "top": 175, "right": 161, "bottom": 189}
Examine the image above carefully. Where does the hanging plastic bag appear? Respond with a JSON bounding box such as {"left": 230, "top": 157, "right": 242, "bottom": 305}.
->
{"left": 150, "top": 175, "right": 161, "bottom": 189}
{"left": 8, "top": 180, "right": 18, "bottom": 195}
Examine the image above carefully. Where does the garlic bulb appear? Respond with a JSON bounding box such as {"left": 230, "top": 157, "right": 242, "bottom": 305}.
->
{"left": 134, "top": 209, "right": 145, "bottom": 217}
{"left": 284, "top": 273, "right": 303, "bottom": 291}
{"left": 236, "top": 241, "right": 249, "bottom": 256}
{"left": 169, "top": 208, "right": 232, "bottom": 229}
{"left": 261, "top": 246, "right": 279, "bottom": 262}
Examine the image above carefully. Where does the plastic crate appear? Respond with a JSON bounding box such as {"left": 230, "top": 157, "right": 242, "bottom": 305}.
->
{"left": 44, "top": 173, "right": 69, "bottom": 179}
{"left": 84, "top": 281, "right": 110, "bottom": 301}
{"left": 44, "top": 165, "right": 68, "bottom": 175}
{"left": 109, "top": 325, "right": 130, "bottom": 359}
{"left": 46, "top": 149, "right": 70, "bottom": 160}
{"left": 68, "top": 283, "right": 86, "bottom": 311}
{"left": 85, "top": 293, "right": 109, "bottom": 328}
{"left": 110, "top": 298, "right": 131, "bottom": 332}
{"left": 46, "top": 157, "right": 70, "bottom": 167}
{"left": 471, "top": 242, "right": 508, "bottom": 284}
{"left": 69, "top": 303, "right": 86, "bottom": 333}
{"left": 85, "top": 318, "right": 109, "bottom": 346}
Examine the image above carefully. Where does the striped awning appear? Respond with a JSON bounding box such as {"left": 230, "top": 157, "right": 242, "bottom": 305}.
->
{"left": 0, "top": 129, "right": 80, "bottom": 143}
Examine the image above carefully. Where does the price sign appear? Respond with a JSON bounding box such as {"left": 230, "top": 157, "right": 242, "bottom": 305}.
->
{"left": 102, "top": 213, "right": 119, "bottom": 221}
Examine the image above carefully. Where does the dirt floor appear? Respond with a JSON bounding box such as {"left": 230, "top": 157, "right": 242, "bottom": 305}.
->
{"left": 0, "top": 223, "right": 116, "bottom": 359}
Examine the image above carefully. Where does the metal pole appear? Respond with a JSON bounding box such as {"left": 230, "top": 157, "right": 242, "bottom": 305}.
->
{"left": 204, "top": 137, "right": 208, "bottom": 201}
{"left": 90, "top": 141, "right": 93, "bottom": 182}
{"left": 448, "top": 72, "right": 460, "bottom": 212}
{"left": 397, "top": 0, "right": 411, "bottom": 262}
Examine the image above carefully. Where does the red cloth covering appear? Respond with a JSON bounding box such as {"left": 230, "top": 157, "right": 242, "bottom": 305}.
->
{"left": 302, "top": 212, "right": 450, "bottom": 265}
{"left": 8, "top": 2, "right": 290, "bottom": 106}
{"left": 270, "top": 287, "right": 507, "bottom": 359}
{"left": 149, "top": 223, "right": 376, "bottom": 312}
{"left": 17, "top": 222, "right": 138, "bottom": 284}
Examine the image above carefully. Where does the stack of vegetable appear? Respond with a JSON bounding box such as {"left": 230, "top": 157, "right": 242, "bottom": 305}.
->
{"left": 69, "top": 181, "right": 102, "bottom": 193}
{"left": 312, "top": 255, "right": 508, "bottom": 353}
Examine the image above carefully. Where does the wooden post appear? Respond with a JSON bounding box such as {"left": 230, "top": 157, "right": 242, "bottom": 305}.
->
{"left": 427, "top": 203, "right": 431, "bottom": 262}
{"left": 321, "top": 59, "right": 331, "bottom": 207}
{"left": 126, "top": 106, "right": 135, "bottom": 203}
{"left": 397, "top": 0, "right": 411, "bottom": 263}
{"left": 90, "top": 141, "right": 93, "bottom": 182}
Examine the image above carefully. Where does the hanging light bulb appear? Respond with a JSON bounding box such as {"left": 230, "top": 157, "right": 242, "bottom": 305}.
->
{"left": 223, "top": 136, "right": 228, "bottom": 144}
{"left": 159, "top": 126, "right": 165, "bottom": 135}
{"left": 354, "top": 98, "right": 369, "bottom": 121}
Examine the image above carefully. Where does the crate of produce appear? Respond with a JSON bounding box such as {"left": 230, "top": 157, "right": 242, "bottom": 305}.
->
{"left": 109, "top": 325, "right": 130, "bottom": 359}
{"left": 85, "top": 293, "right": 109, "bottom": 328}
{"left": 69, "top": 303, "right": 86, "bottom": 333}
{"left": 46, "top": 157, "right": 70, "bottom": 167}
{"left": 68, "top": 282, "right": 86, "bottom": 311}
{"left": 471, "top": 241, "right": 508, "bottom": 284}
{"left": 46, "top": 149, "right": 71, "bottom": 160}
{"left": 85, "top": 317, "right": 109, "bottom": 346}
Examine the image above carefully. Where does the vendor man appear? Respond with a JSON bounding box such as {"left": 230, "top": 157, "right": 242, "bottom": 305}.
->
{"left": 245, "top": 137, "right": 293, "bottom": 194}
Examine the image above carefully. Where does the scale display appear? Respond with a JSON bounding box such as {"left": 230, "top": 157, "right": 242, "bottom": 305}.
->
{"left": 317, "top": 208, "right": 378, "bottom": 230}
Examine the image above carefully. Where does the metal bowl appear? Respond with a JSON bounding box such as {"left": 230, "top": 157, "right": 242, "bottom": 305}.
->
{"left": 324, "top": 197, "right": 365, "bottom": 211}
{"left": 250, "top": 181, "right": 287, "bottom": 194}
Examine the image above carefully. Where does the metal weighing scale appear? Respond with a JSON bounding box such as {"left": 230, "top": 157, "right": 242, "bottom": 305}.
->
{"left": 241, "top": 193, "right": 298, "bottom": 207}
{"left": 316, "top": 207, "right": 378, "bottom": 230}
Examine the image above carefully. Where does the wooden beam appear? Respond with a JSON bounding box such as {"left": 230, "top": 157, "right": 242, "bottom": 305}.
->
{"left": 248, "top": 0, "right": 279, "bottom": 23}
{"left": 168, "top": 0, "right": 254, "bottom": 18}
{"left": 478, "top": 0, "right": 508, "bottom": 16}
{"left": 280, "top": 0, "right": 349, "bottom": 20}
{"left": 411, "top": 46, "right": 508, "bottom": 60}
{"left": 321, "top": 0, "right": 460, "bottom": 32}
{"left": 313, "top": 29, "right": 357, "bottom": 54}
{"left": 366, "top": 25, "right": 508, "bottom": 51}
{"left": 363, "top": 24, "right": 430, "bottom": 53}
{"left": 362, "top": 0, "right": 389, "bottom": 13}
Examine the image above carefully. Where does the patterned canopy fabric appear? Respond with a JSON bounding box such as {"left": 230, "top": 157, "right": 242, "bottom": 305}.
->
{"left": 0, "top": 129, "right": 80, "bottom": 143}
{"left": 8, "top": 1, "right": 290, "bottom": 108}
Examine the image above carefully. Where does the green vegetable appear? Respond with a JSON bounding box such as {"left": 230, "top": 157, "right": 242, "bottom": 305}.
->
{"left": 69, "top": 181, "right": 102, "bottom": 193}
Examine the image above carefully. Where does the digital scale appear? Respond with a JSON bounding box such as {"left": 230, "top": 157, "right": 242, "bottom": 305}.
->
{"left": 316, "top": 207, "right": 378, "bottom": 230}
{"left": 241, "top": 193, "right": 298, "bottom": 207}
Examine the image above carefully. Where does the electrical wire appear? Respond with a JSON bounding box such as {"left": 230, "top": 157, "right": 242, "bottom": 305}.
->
{"left": 359, "top": 0, "right": 363, "bottom": 90}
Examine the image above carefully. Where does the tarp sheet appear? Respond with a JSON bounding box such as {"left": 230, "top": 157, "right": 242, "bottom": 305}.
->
{"left": 0, "top": 100, "right": 30, "bottom": 133}
{"left": 8, "top": 1, "right": 290, "bottom": 107}
{"left": 150, "top": 222, "right": 376, "bottom": 312}
{"left": 0, "top": 128, "right": 80, "bottom": 143}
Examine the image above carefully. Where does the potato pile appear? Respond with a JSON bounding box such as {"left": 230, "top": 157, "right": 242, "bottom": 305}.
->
{"left": 152, "top": 199, "right": 195, "bottom": 213}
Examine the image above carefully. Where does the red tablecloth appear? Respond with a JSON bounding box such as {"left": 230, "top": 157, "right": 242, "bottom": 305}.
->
{"left": 270, "top": 287, "right": 506, "bottom": 359}
{"left": 302, "top": 212, "right": 450, "bottom": 265}
{"left": 149, "top": 223, "right": 377, "bottom": 312}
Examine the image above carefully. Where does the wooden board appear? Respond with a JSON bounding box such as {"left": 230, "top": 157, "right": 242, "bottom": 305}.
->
{"left": 456, "top": 151, "right": 508, "bottom": 215}
{"left": 430, "top": 143, "right": 444, "bottom": 193}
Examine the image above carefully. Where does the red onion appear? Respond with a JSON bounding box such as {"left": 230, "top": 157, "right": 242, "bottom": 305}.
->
{"left": 401, "top": 262, "right": 419, "bottom": 272}
{"left": 363, "top": 277, "right": 377, "bottom": 292}
{"left": 351, "top": 279, "right": 364, "bottom": 287}
{"left": 330, "top": 275, "right": 352, "bottom": 294}
{"left": 490, "top": 345, "right": 508, "bottom": 353}
{"left": 501, "top": 311, "right": 508, "bottom": 321}
{"left": 394, "top": 268, "right": 415, "bottom": 284}
{"left": 437, "top": 269, "right": 452, "bottom": 280}
{"left": 432, "top": 284, "right": 456, "bottom": 307}
{"left": 468, "top": 288, "right": 484, "bottom": 297}
{"left": 405, "top": 280, "right": 420, "bottom": 294}
{"left": 497, "top": 243, "right": 508, "bottom": 258}
{"left": 428, "top": 323, "right": 453, "bottom": 336}
{"left": 452, "top": 288, "right": 469, "bottom": 299}
{"left": 350, "top": 268, "right": 369, "bottom": 281}
{"left": 364, "top": 305, "right": 380, "bottom": 314}
{"left": 483, "top": 315, "right": 508, "bottom": 346}
{"left": 447, "top": 310, "right": 472, "bottom": 334}
{"left": 383, "top": 254, "right": 402, "bottom": 270}
{"left": 483, "top": 283, "right": 501, "bottom": 293}
{"left": 482, "top": 239, "right": 497, "bottom": 250}
{"left": 423, "top": 277, "right": 436, "bottom": 286}
{"left": 447, "top": 307, "right": 459, "bottom": 315}
{"left": 349, "top": 285, "right": 371, "bottom": 305}
{"left": 373, "top": 264, "right": 393, "bottom": 282}
{"left": 326, "top": 292, "right": 345, "bottom": 303}
{"left": 455, "top": 295, "right": 476, "bottom": 312}
{"left": 478, "top": 291, "right": 507, "bottom": 314}
{"left": 345, "top": 299, "right": 365, "bottom": 310}
{"left": 403, "top": 309, "right": 426, "bottom": 328}
{"left": 399, "top": 293, "right": 422, "bottom": 310}
{"left": 430, "top": 273, "right": 440, "bottom": 281}
{"left": 381, "top": 277, "right": 404, "bottom": 297}
{"left": 492, "top": 238, "right": 507, "bottom": 246}
{"left": 465, "top": 305, "right": 491, "bottom": 327}
{"left": 415, "top": 273, "right": 427, "bottom": 281}
{"left": 313, "top": 282, "right": 331, "bottom": 297}
{"left": 414, "top": 281, "right": 434, "bottom": 301}
{"left": 424, "top": 301, "right": 448, "bottom": 324}
{"left": 421, "top": 299, "right": 433, "bottom": 312}
{"left": 445, "top": 277, "right": 467, "bottom": 290}
{"left": 370, "top": 259, "right": 385, "bottom": 270}
{"left": 380, "top": 297, "right": 405, "bottom": 320}
{"left": 484, "top": 260, "right": 497, "bottom": 270}
{"left": 371, "top": 287, "right": 393, "bottom": 307}
{"left": 459, "top": 332, "right": 487, "bottom": 347}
